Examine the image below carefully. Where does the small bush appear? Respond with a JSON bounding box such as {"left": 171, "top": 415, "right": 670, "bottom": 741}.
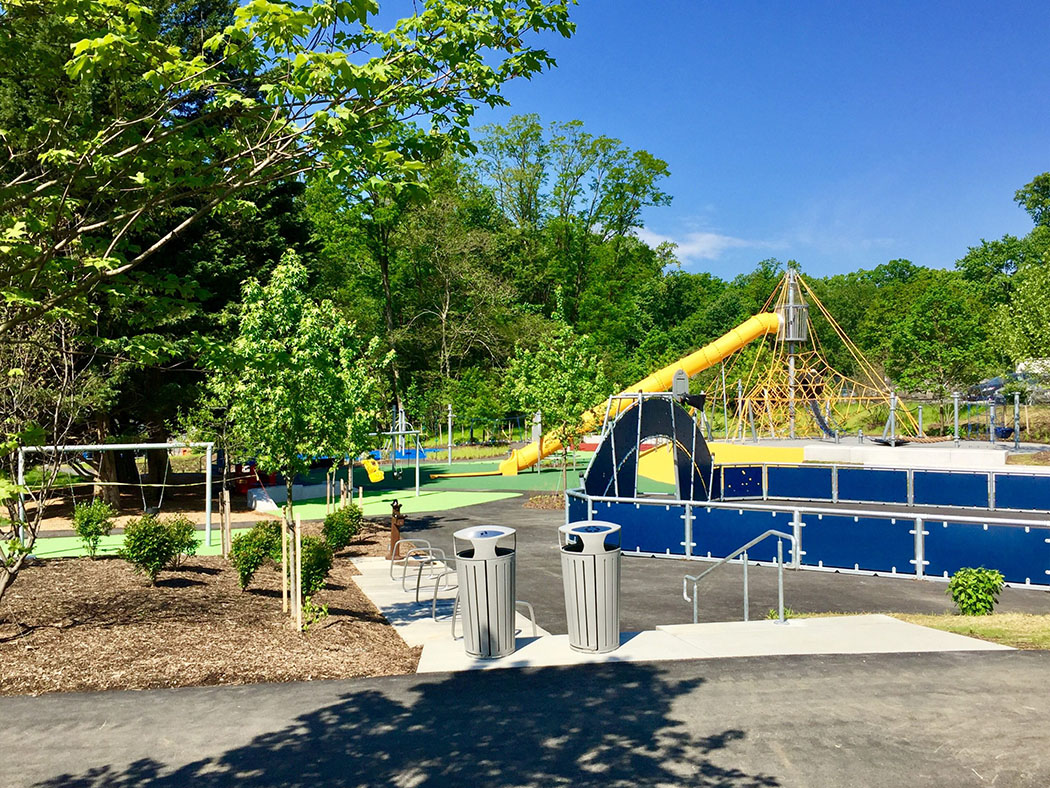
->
{"left": 229, "top": 521, "right": 283, "bottom": 589}
{"left": 165, "top": 514, "right": 201, "bottom": 568}
{"left": 322, "top": 504, "right": 363, "bottom": 550}
{"left": 299, "top": 536, "right": 334, "bottom": 597}
{"left": 72, "top": 499, "right": 116, "bottom": 558}
{"left": 119, "top": 514, "right": 201, "bottom": 583}
{"left": 948, "top": 567, "right": 1005, "bottom": 616}
{"left": 120, "top": 515, "right": 177, "bottom": 584}
{"left": 302, "top": 595, "right": 329, "bottom": 632}
{"left": 766, "top": 607, "right": 800, "bottom": 620}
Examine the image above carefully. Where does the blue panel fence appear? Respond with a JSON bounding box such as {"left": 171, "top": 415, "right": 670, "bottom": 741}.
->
{"left": 566, "top": 490, "right": 1050, "bottom": 587}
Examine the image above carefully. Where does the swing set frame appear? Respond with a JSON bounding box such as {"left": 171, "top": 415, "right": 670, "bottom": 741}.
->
{"left": 16, "top": 441, "right": 215, "bottom": 545}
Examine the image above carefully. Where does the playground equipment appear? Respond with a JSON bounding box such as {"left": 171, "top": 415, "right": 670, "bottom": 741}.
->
{"left": 567, "top": 392, "right": 1050, "bottom": 591}
{"left": 361, "top": 456, "right": 384, "bottom": 483}
{"left": 497, "top": 311, "right": 782, "bottom": 476}
{"left": 709, "top": 269, "right": 920, "bottom": 441}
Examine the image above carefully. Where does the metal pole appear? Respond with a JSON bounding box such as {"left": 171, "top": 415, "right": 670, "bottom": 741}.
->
{"left": 990, "top": 401, "right": 996, "bottom": 444}
{"left": 787, "top": 271, "right": 797, "bottom": 440}
{"left": 16, "top": 448, "right": 25, "bottom": 544}
{"left": 721, "top": 363, "right": 729, "bottom": 441}
{"left": 415, "top": 434, "right": 420, "bottom": 497}
{"left": 918, "top": 405, "right": 924, "bottom": 437}
{"left": 953, "top": 392, "right": 960, "bottom": 446}
{"left": 742, "top": 550, "right": 749, "bottom": 621}
{"left": 205, "top": 443, "right": 213, "bottom": 546}
{"left": 736, "top": 379, "right": 743, "bottom": 441}
{"left": 889, "top": 393, "right": 896, "bottom": 445}
{"left": 1014, "top": 392, "right": 1021, "bottom": 449}
{"left": 777, "top": 538, "right": 785, "bottom": 624}
{"left": 447, "top": 404, "right": 453, "bottom": 466}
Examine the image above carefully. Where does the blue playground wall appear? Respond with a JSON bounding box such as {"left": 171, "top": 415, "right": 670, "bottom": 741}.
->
{"left": 567, "top": 460, "right": 1050, "bottom": 587}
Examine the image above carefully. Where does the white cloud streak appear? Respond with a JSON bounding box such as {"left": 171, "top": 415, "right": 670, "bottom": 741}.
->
{"left": 634, "top": 227, "right": 771, "bottom": 263}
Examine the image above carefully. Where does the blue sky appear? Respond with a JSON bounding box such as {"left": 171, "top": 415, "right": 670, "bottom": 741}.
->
{"left": 470, "top": 0, "right": 1050, "bottom": 278}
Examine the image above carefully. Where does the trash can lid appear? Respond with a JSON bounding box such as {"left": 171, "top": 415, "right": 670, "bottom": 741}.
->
{"left": 559, "top": 520, "right": 621, "bottom": 536}
{"left": 453, "top": 525, "right": 515, "bottom": 544}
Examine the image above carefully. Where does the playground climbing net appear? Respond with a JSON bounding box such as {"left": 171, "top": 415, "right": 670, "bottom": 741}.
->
{"left": 704, "top": 272, "right": 919, "bottom": 440}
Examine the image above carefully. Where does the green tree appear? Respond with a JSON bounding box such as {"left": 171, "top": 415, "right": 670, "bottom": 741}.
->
{"left": 885, "top": 272, "right": 999, "bottom": 396}
{"left": 205, "top": 250, "right": 387, "bottom": 529}
{"left": 505, "top": 313, "right": 611, "bottom": 489}
{"left": 998, "top": 255, "right": 1050, "bottom": 364}
{"left": 1015, "top": 172, "right": 1050, "bottom": 227}
{"left": 0, "top": 0, "right": 575, "bottom": 336}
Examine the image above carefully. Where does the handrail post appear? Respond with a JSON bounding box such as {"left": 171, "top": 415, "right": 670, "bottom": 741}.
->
{"left": 777, "top": 538, "right": 785, "bottom": 624}
{"left": 742, "top": 550, "right": 749, "bottom": 622}
{"left": 693, "top": 579, "right": 698, "bottom": 624}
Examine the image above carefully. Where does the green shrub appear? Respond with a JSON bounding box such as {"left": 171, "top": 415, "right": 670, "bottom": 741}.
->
{"left": 229, "top": 521, "right": 283, "bottom": 589}
{"left": 119, "top": 514, "right": 202, "bottom": 583}
{"left": 322, "top": 504, "right": 363, "bottom": 550}
{"left": 165, "top": 514, "right": 200, "bottom": 568}
{"left": 120, "top": 515, "right": 177, "bottom": 584}
{"left": 302, "top": 595, "right": 329, "bottom": 632}
{"left": 299, "top": 536, "right": 334, "bottom": 597}
{"left": 947, "top": 567, "right": 1005, "bottom": 615}
{"left": 72, "top": 499, "right": 116, "bottom": 558}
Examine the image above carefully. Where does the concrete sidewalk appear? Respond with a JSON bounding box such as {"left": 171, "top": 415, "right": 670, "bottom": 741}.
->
{"left": 354, "top": 555, "right": 1010, "bottom": 674}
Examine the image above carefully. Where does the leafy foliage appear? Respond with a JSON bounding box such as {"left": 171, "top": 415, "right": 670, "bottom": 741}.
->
{"left": 119, "top": 513, "right": 199, "bottom": 584}
{"left": 301, "top": 595, "right": 329, "bottom": 632}
{"left": 299, "top": 536, "right": 334, "bottom": 598}
{"left": 229, "top": 521, "right": 282, "bottom": 590}
{"left": 72, "top": 498, "right": 116, "bottom": 558}
{"left": 165, "top": 513, "right": 201, "bottom": 569}
{"left": 947, "top": 567, "right": 1005, "bottom": 616}
{"left": 322, "top": 505, "right": 363, "bottom": 551}
{"left": 0, "top": 0, "right": 575, "bottom": 336}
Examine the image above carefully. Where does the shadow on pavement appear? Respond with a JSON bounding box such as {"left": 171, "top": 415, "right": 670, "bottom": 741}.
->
{"left": 35, "top": 663, "right": 781, "bottom": 788}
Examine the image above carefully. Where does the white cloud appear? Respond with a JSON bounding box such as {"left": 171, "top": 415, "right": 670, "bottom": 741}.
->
{"left": 634, "top": 227, "right": 770, "bottom": 263}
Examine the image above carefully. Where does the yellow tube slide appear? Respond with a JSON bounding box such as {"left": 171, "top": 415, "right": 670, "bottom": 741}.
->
{"left": 498, "top": 312, "right": 781, "bottom": 476}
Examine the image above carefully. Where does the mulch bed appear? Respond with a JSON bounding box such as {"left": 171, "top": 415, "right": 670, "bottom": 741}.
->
{"left": 0, "top": 525, "right": 419, "bottom": 696}
{"left": 523, "top": 493, "right": 564, "bottom": 510}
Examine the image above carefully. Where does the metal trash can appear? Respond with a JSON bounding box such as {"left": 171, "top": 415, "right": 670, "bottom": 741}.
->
{"left": 560, "top": 520, "right": 621, "bottom": 653}
{"left": 454, "top": 526, "right": 517, "bottom": 659}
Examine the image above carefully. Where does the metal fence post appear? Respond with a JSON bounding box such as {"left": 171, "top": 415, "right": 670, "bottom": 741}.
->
{"left": 913, "top": 516, "right": 925, "bottom": 579}
{"left": 777, "top": 539, "right": 785, "bottom": 623}
{"left": 918, "top": 405, "right": 924, "bottom": 437}
{"left": 1014, "top": 392, "right": 1021, "bottom": 449}
{"left": 684, "top": 503, "right": 693, "bottom": 557}
{"left": 791, "top": 509, "right": 802, "bottom": 568}
{"left": 990, "top": 401, "right": 996, "bottom": 444}
{"left": 953, "top": 392, "right": 960, "bottom": 446}
{"left": 889, "top": 393, "right": 897, "bottom": 444}
{"left": 742, "top": 550, "right": 749, "bottom": 621}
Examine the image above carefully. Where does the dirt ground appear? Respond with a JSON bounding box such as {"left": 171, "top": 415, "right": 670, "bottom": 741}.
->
{"left": 0, "top": 520, "right": 418, "bottom": 695}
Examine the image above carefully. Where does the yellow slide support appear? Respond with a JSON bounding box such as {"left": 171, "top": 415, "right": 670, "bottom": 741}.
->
{"left": 498, "top": 312, "right": 782, "bottom": 476}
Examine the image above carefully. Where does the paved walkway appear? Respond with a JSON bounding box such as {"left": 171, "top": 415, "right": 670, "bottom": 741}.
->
{"left": 353, "top": 556, "right": 1009, "bottom": 674}
{"left": 6, "top": 651, "right": 1050, "bottom": 787}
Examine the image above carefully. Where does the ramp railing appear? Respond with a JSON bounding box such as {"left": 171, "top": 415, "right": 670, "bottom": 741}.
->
{"left": 682, "top": 530, "right": 796, "bottom": 624}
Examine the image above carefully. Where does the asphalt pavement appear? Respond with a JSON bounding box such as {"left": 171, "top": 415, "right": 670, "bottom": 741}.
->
{"left": 5, "top": 651, "right": 1050, "bottom": 787}
{"left": 396, "top": 496, "right": 1050, "bottom": 634}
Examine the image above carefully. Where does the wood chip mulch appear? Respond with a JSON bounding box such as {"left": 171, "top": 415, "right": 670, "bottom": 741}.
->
{"left": 523, "top": 493, "right": 564, "bottom": 510}
{"left": 0, "top": 528, "right": 419, "bottom": 696}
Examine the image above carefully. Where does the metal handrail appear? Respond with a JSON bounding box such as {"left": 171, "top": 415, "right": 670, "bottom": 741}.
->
{"left": 683, "top": 529, "right": 795, "bottom": 625}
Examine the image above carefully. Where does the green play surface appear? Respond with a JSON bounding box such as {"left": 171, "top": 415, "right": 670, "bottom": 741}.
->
{"left": 31, "top": 488, "right": 522, "bottom": 559}
{"left": 287, "top": 489, "right": 520, "bottom": 521}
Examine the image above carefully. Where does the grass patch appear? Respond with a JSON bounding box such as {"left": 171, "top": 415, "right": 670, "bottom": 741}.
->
{"left": 890, "top": 613, "right": 1050, "bottom": 650}
{"left": 1007, "top": 451, "right": 1050, "bottom": 466}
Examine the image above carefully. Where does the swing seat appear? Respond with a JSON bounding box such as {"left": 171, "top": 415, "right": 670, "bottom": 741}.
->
{"left": 362, "top": 457, "right": 385, "bottom": 483}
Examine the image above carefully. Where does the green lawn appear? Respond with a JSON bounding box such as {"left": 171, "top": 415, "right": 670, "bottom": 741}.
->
{"left": 288, "top": 489, "right": 520, "bottom": 520}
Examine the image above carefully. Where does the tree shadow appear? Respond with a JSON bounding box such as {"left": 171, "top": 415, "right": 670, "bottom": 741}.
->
{"left": 154, "top": 577, "right": 205, "bottom": 589}
{"left": 34, "top": 662, "right": 781, "bottom": 788}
